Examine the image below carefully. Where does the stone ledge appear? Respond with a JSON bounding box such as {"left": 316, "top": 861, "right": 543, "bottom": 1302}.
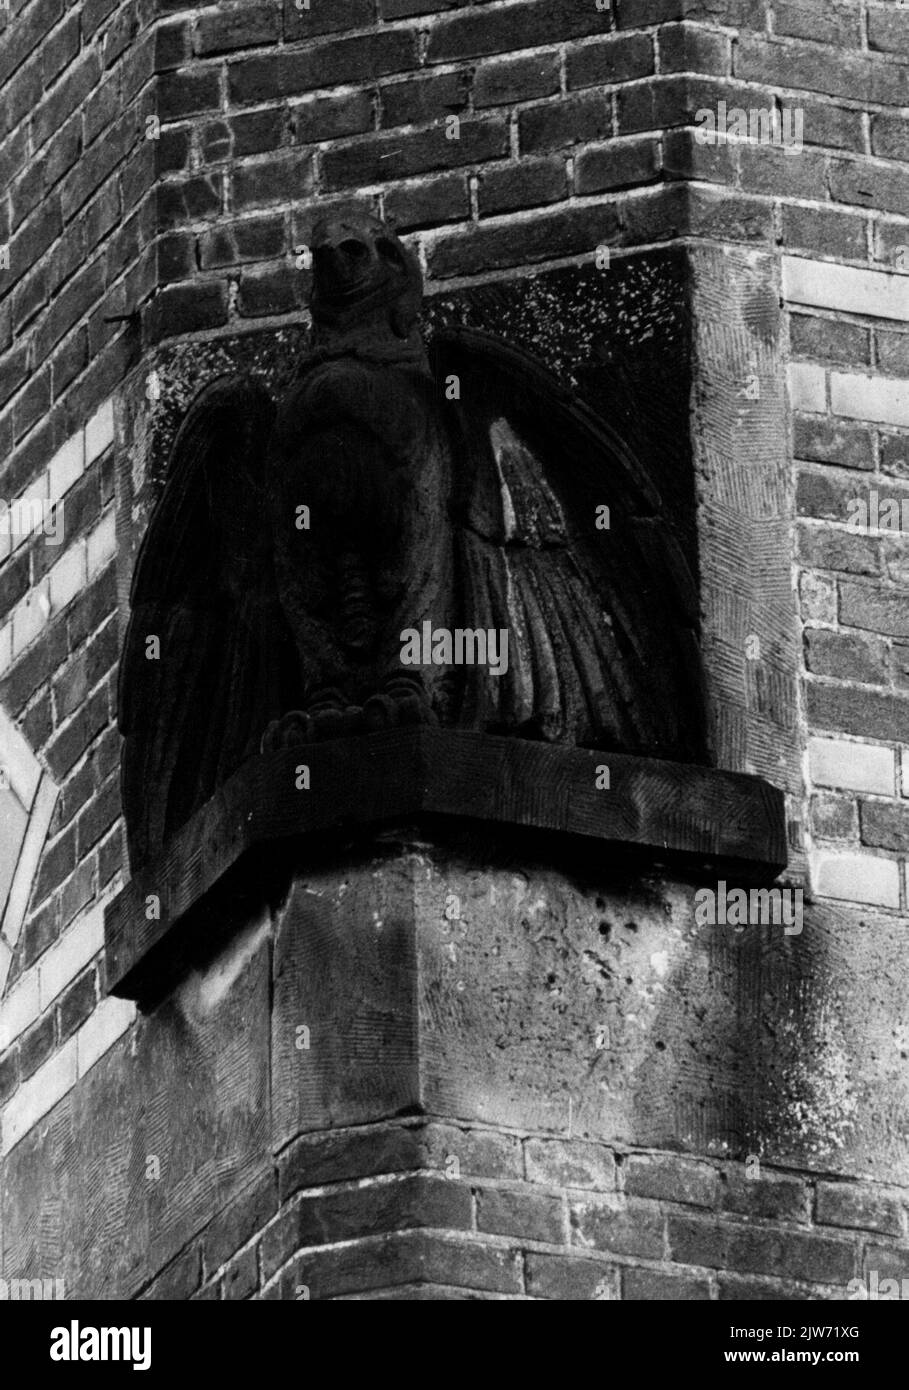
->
{"left": 104, "top": 728, "right": 787, "bottom": 1000}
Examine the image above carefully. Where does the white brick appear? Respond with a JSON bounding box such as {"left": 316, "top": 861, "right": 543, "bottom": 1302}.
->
{"left": 1, "top": 1037, "right": 77, "bottom": 1154}
{"left": 0, "top": 971, "right": 40, "bottom": 1052}
{"left": 48, "top": 431, "right": 85, "bottom": 500}
{"left": 11, "top": 474, "right": 49, "bottom": 554}
{"left": 830, "top": 372, "right": 909, "bottom": 427}
{"left": 811, "top": 851, "right": 900, "bottom": 909}
{"left": 783, "top": 257, "right": 909, "bottom": 323}
{"left": 38, "top": 902, "right": 105, "bottom": 1011}
{"left": 0, "top": 705, "right": 41, "bottom": 809}
{"left": 788, "top": 362, "right": 826, "bottom": 413}
{"left": 86, "top": 510, "right": 116, "bottom": 578}
{"left": 77, "top": 996, "right": 135, "bottom": 1077}
{"left": 85, "top": 399, "right": 114, "bottom": 465}
{"left": 48, "top": 539, "right": 87, "bottom": 615}
{"left": 11, "top": 583, "right": 50, "bottom": 658}
{"left": 809, "top": 737, "right": 895, "bottom": 795}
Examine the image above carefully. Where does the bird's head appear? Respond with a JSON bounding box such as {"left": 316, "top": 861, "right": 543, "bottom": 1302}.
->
{"left": 309, "top": 215, "right": 423, "bottom": 340}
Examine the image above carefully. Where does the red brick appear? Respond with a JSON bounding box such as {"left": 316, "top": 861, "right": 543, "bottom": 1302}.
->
{"left": 624, "top": 1155, "right": 718, "bottom": 1208}
{"left": 0, "top": 1049, "right": 19, "bottom": 1106}
{"left": 45, "top": 685, "right": 111, "bottom": 781}
{"left": 427, "top": 0, "right": 609, "bottom": 64}
{"left": 793, "top": 417, "right": 873, "bottom": 471}
{"left": 33, "top": 51, "right": 102, "bottom": 151}
{"left": 13, "top": 368, "right": 51, "bottom": 442}
{"left": 58, "top": 969, "right": 98, "bottom": 1041}
{"left": 198, "top": 214, "right": 285, "bottom": 268}
{"left": 232, "top": 152, "right": 314, "bottom": 209}
{"left": 656, "top": 22, "right": 729, "bottom": 74}
{"left": 19, "top": 1012, "right": 56, "bottom": 1080}
{"left": 322, "top": 118, "right": 508, "bottom": 188}
{"left": 228, "top": 32, "right": 416, "bottom": 105}
{"left": 736, "top": 37, "right": 906, "bottom": 106}
{"left": 60, "top": 119, "right": 131, "bottom": 221}
{"left": 154, "top": 20, "right": 190, "bottom": 72}
{"left": 669, "top": 1214, "right": 856, "bottom": 1284}
{"left": 34, "top": 261, "right": 106, "bottom": 365}
{"left": 147, "top": 281, "right": 229, "bottom": 339}
{"left": 384, "top": 174, "right": 469, "bottom": 231}
{"left": 518, "top": 94, "right": 611, "bottom": 154}
{"left": 781, "top": 204, "right": 867, "bottom": 262}
{"left": 158, "top": 68, "right": 222, "bottom": 121}
{"left": 380, "top": 72, "right": 469, "bottom": 128}
{"left": 623, "top": 1267, "right": 711, "bottom": 1299}
{"left": 196, "top": 5, "right": 280, "bottom": 55}
{"left": 284, "top": 1231, "right": 522, "bottom": 1299}
{"left": 841, "top": 582, "right": 909, "bottom": 640}
{"left": 476, "top": 1188, "right": 566, "bottom": 1243}
{"left": 859, "top": 803, "right": 909, "bottom": 855}
{"left": 263, "top": 1176, "right": 472, "bottom": 1278}
{"left": 798, "top": 99, "right": 863, "bottom": 155}
{"left": 156, "top": 176, "right": 222, "bottom": 230}
{"left": 567, "top": 32, "right": 655, "bottom": 90}
{"left": 0, "top": 621, "right": 69, "bottom": 716}
{"left": 570, "top": 1200, "right": 665, "bottom": 1258}
{"left": 293, "top": 92, "right": 373, "bottom": 145}
{"left": 524, "top": 1252, "right": 618, "bottom": 1300}
{"left": 790, "top": 315, "right": 870, "bottom": 368}
{"left": 719, "top": 1274, "right": 829, "bottom": 1300}
{"left": 52, "top": 328, "right": 90, "bottom": 400}
{"left": 31, "top": 824, "right": 77, "bottom": 908}
{"left": 478, "top": 157, "right": 567, "bottom": 216}
{"left": 473, "top": 53, "right": 560, "bottom": 109}
{"left": 428, "top": 204, "right": 620, "bottom": 278}
{"left": 54, "top": 760, "right": 97, "bottom": 831}
{"left": 811, "top": 792, "right": 857, "bottom": 841}
{"left": 284, "top": 0, "right": 373, "bottom": 41}
{"left": 774, "top": 0, "right": 861, "bottom": 45}
{"left": 830, "top": 159, "right": 909, "bottom": 219}
{"left": 103, "top": 3, "right": 139, "bottom": 68}
{"left": 797, "top": 524, "right": 880, "bottom": 578}
{"left": 237, "top": 265, "right": 306, "bottom": 318}
{"left": 22, "top": 896, "right": 60, "bottom": 969}
{"left": 869, "top": 8, "right": 909, "bottom": 58}
{"left": 278, "top": 1123, "right": 428, "bottom": 1200}
{"left": 157, "top": 231, "right": 196, "bottom": 283}
{"left": 41, "top": 10, "right": 79, "bottom": 87}
{"left": 805, "top": 630, "right": 886, "bottom": 685}
{"left": 76, "top": 774, "right": 121, "bottom": 858}
{"left": 576, "top": 140, "right": 659, "bottom": 193}
{"left": 0, "top": 0, "right": 63, "bottom": 87}
{"left": 796, "top": 467, "right": 867, "bottom": 523}
{"left": 226, "top": 109, "right": 283, "bottom": 159}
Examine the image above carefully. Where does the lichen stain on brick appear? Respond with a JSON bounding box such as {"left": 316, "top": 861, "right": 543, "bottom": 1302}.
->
{"left": 765, "top": 991, "right": 858, "bottom": 1161}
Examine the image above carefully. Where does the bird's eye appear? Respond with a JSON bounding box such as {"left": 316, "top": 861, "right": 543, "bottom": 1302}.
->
{"left": 376, "top": 237, "right": 404, "bottom": 267}
{"left": 339, "top": 239, "right": 369, "bottom": 260}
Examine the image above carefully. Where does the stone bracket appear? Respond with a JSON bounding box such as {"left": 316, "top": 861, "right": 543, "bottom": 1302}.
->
{"left": 104, "top": 728, "right": 787, "bottom": 1000}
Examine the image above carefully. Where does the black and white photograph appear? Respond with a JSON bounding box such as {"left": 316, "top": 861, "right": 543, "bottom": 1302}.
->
{"left": 0, "top": 0, "right": 907, "bottom": 1350}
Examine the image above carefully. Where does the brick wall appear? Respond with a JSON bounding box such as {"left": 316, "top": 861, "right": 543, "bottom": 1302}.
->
{"left": 787, "top": 256, "right": 909, "bottom": 917}
{"left": 142, "top": 1119, "right": 908, "bottom": 1300}
{"left": 1, "top": 0, "right": 909, "bottom": 1297}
